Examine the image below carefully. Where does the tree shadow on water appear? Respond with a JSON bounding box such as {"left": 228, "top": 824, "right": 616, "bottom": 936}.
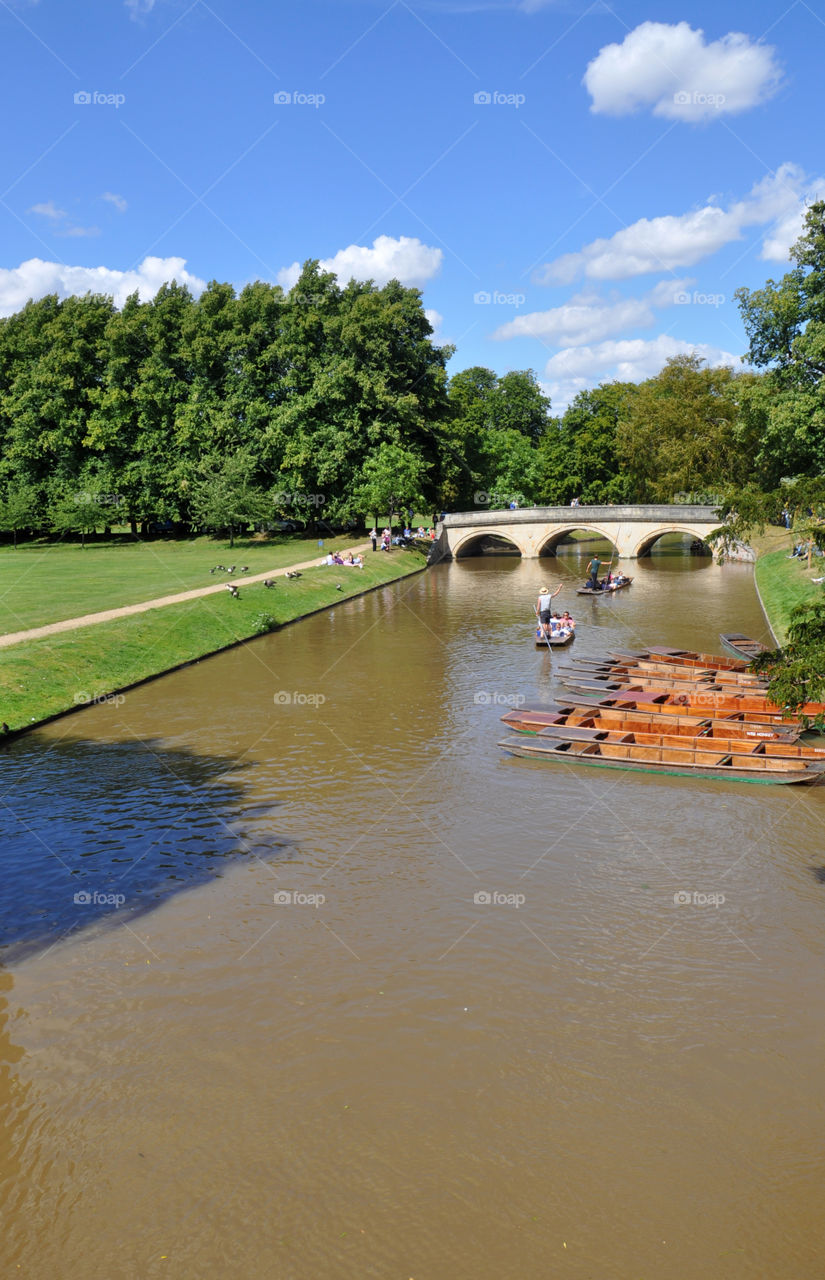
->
{"left": 0, "top": 731, "right": 290, "bottom": 964}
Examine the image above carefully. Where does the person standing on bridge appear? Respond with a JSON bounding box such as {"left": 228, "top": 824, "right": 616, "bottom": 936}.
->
{"left": 536, "top": 583, "right": 563, "bottom": 634}
{"left": 586, "top": 555, "right": 610, "bottom": 590}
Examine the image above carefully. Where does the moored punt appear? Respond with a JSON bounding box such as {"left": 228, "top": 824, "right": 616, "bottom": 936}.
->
{"left": 719, "top": 632, "right": 772, "bottom": 663}
{"left": 568, "top": 685, "right": 824, "bottom": 717}
{"left": 609, "top": 646, "right": 748, "bottom": 673}
{"left": 500, "top": 703, "right": 802, "bottom": 743}
{"left": 523, "top": 722, "right": 825, "bottom": 763}
{"left": 559, "top": 658, "right": 769, "bottom": 688}
{"left": 497, "top": 734, "right": 824, "bottom": 785}
{"left": 564, "top": 689, "right": 804, "bottom": 728}
{"left": 576, "top": 577, "right": 633, "bottom": 596}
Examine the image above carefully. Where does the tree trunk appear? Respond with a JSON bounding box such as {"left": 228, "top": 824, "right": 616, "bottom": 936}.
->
{"left": 130, "top": 517, "right": 138, "bottom": 538}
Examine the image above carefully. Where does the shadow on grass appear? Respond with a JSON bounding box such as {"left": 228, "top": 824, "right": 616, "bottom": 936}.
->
{"left": 0, "top": 730, "right": 290, "bottom": 964}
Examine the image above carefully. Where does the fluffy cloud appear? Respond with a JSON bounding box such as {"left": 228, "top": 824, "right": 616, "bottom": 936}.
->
{"left": 0, "top": 256, "right": 206, "bottom": 316}
{"left": 544, "top": 335, "right": 741, "bottom": 413}
{"left": 584, "top": 21, "right": 781, "bottom": 121}
{"left": 538, "top": 164, "right": 824, "bottom": 284}
{"left": 491, "top": 279, "right": 691, "bottom": 346}
{"left": 29, "top": 201, "right": 66, "bottom": 220}
{"left": 277, "top": 235, "right": 443, "bottom": 291}
{"left": 102, "top": 192, "right": 128, "bottom": 213}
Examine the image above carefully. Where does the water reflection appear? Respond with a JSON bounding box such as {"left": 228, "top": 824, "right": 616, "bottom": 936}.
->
{"left": 0, "top": 734, "right": 286, "bottom": 963}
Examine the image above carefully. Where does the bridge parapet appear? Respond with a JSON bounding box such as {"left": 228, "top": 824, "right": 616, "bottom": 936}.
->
{"left": 439, "top": 505, "right": 725, "bottom": 560}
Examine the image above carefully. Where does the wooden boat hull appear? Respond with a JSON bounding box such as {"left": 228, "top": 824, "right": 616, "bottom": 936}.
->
{"left": 561, "top": 679, "right": 825, "bottom": 716}
{"left": 500, "top": 704, "right": 802, "bottom": 743}
{"left": 564, "top": 690, "right": 803, "bottom": 728}
{"left": 719, "top": 632, "right": 772, "bottom": 662}
{"left": 535, "top": 627, "right": 574, "bottom": 648}
{"left": 576, "top": 578, "right": 633, "bottom": 596}
{"left": 498, "top": 735, "right": 823, "bottom": 785}
{"left": 525, "top": 722, "right": 825, "bottom": 763}
{"left": 609, "top": 646, "right": 747, "bottom": 672}
{"left": 560, "top": 659, "right": 768, "bottom": 688}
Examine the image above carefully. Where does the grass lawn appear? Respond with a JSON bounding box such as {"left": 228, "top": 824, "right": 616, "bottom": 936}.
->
{"left": 0, "top": 548, "right": 426, "bottom": 732}
{"left": 0, "top": 533, "right": 366, "bottom": 634}
{"left": 753, "top": 526, "right": 825, "bottom": 644}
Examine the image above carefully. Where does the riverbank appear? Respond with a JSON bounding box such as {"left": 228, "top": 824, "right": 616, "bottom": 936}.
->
{"left": 0, "top": 547, "right": 426, "bottom": 733}
{"left": 751, "top": 526, "right": 824, "bottom": 645}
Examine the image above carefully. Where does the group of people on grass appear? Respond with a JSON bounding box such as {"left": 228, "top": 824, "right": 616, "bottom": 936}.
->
{"left": 325, "top": 551, "right": 364, "bottom": 568}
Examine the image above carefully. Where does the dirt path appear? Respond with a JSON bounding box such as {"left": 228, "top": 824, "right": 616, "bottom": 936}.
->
{"left": 0, "top": 544, "right": 372, "bottom": 650}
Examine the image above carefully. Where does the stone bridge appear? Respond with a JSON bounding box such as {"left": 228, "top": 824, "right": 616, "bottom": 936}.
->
{"left": 434, "top": 504, "right": 728, "bottom": 560}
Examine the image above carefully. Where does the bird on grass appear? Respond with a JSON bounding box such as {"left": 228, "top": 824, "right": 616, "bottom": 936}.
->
{"left": 262, "top": 579, "right": 275, "bottom": 589}
{"left": 335, "top": 583, "right": 343, "bottom": 591}
{"left": 210, "top": 565, "right": 226, "bottom": 574}
{"left": 226, "top": 583, "right": 240, "bottom": 598}
{"left": 237, "top": 565, "right": 249, "bottom": 573}
{"left": 284, "top": 570, "right": 302, "bottom": 580}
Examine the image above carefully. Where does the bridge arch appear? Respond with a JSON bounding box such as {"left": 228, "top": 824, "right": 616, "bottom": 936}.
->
{"left": 452, "top": 530, "right": 526, "bottom": 558}
{"left": 631, "top": 527, "right": 712, "bottom": 558}
{"left": 538, "top": 525, "right": 619, "bottom": 557}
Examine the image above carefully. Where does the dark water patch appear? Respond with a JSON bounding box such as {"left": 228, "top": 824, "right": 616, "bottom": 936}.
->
{"left": 0, "top": 732, "right": 289, "bottom": 963}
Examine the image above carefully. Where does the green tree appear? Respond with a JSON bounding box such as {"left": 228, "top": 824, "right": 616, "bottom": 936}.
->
{"left": 617, "top": 356, "right": 746, "bottom": 501}
{"left": 538, "top": 383, "right": 634, "bottom": 504}
{"left": 735, "top": 201, "right": 825, "bottom": 481}
{"left": 354, "top": 442, "right": 428, "bottom": 534}
{"left": 0, "top": 482, "right": 42, "bottom": 547}
{"left": 188, "top": 452, "right": 269, "bottom": 547}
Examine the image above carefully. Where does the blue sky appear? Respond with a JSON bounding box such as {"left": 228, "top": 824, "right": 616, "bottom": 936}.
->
{"left": 1, "top": 0, "right": 823, "bottom": 410}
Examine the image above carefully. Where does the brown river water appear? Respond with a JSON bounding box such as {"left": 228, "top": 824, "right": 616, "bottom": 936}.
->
{"left": 2, "top": 544, "right": 824, "bottom": 1279}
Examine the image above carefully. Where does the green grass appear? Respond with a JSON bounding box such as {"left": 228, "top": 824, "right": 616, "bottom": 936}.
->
{"left": 754, "top": 539, "right": 825, "bottom": 645}
{"left": 0, "top": 548, "right": 426, "bottom": 732}
{"left": 0, "top": 533, "right": 367, "bottom": 634}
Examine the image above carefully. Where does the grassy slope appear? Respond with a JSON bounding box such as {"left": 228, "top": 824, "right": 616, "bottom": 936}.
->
{"left": 0, "top": 549, "right": 425, "bottom": 732}
{"left": 751, "top": 527, "right": 825, "bottom": 645}
{"left": 0, "top": 534, "right": 364, "bottom": 633}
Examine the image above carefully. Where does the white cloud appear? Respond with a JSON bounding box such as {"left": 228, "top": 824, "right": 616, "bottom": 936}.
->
{"left": 125, "top": 0, "right": 157, "bottom": 15}
{"left": 584, "top": 21, "right": 781, "bottom": 121}
{"left": 491, "top": 278, "right": 693, "bottom": 346}
{"left": 57, "top": 226, "right": 101, "bottom": 238}
{"left": 538, "top": 164, "right": 823, "bottom": 283}
{"left": 102, "top": 192, "right": 128, "bottom": 213}
{"left": 277, "top": 235, "right": 443, "bottom": 291}
{"left": 544, "top": 335, "right": 741, "bottom": 413}
{"left": 0, "top": 255, "right": 206, "bottom": 316}
{"left": 29, "top": 201, "right": 66, "bottom": 220}
{"left": 424, "top": 308, "right": 444, "bottom": 340}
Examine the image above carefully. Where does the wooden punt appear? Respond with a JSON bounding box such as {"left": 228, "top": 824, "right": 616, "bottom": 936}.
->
{"left": 534, "top": 625, "right": 575, "bottom": 648}
{"left": 719, "top": 633, "right": 772, "bottom": 662}
{"left": 498, "top": 733, "right": 824, "bottom": 785}
{"left": 525, "top": 722, "right": 825, "bottom": 763}
{"left": 560, "top": 659, "right": 768, "bottom": 688}
{"left": 565, "top": 677, "right": 825, "bottom": 715}
{"left": 576, "top": 577, "right": 633, "bottom": 596}
{"left": 500, "top": 704, "right": 802, "bottom": 743}
{"left": 561, "top": 690, "right": 805, "bottom": 728}
{"left": 609, "top": 646, "right": 748, "bottom": 672}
